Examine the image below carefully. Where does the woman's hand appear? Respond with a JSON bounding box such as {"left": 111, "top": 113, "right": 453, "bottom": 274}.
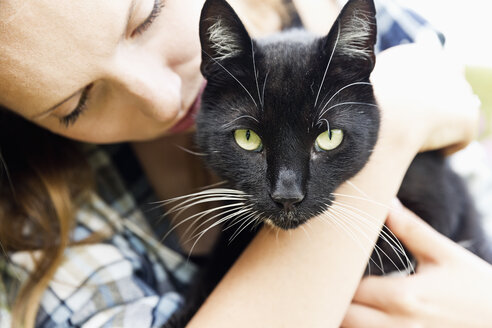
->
{"left": 342, "top": 200, "right": 492, "bottom": 328}
{"left": 371, "top": 44, "right": 481, "bottom": 156}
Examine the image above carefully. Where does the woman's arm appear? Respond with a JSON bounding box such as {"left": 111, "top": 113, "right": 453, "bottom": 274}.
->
{"left": 187, "top": 131, "right": 416, "bottom": 328}
{"left": 187, "top": 44, "right": 480, "bottom": 328}
{"left": 342, "top": 201, "right": 492, "bottom": 328}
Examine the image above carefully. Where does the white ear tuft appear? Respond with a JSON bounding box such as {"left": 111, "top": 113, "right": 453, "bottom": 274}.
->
{"left": 207, "top": 19, "right": 242, "bottom": 61}
{"left": 337, "top": 9, "right": 375, "bottom": 59}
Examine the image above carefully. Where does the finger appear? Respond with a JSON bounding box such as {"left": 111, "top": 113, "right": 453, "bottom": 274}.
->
{"left": 342, "top": 303, "right": 395, "bottom": 328}
{"left": 351, "top": 275, "right": 406, "bottom": 311}
{"left": 386, "top": 199, "right": 455, "bottom": 263}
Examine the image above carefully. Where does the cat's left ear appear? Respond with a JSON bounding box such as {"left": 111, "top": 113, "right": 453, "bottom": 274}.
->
{"left": 199, "top": 0, "right": 253, "bottom": 78}
{"left": 323, "top": 0, "right": 377, "bottom": 72}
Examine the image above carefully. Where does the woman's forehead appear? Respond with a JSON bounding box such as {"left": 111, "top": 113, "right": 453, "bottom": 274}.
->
{"left": 0, "top": 0, "right": 129, "bottom": 116}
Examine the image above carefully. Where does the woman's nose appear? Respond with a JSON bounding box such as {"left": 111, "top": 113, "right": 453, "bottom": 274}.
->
{"left": 109, "top": 56, "right": 183, "bottom": 122}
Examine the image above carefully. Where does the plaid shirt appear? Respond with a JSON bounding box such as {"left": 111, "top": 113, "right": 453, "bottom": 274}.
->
{"left": 1, "top": 144, "right": 197, "bottom": 328}
{"left": 0, "top": 2, "right": 445, "bottom": 327}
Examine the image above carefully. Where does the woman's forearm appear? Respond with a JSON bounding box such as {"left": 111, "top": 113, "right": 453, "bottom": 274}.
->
{"left": 187, "top": 43, "right": 480, "bottom": 327}
{"left": 187, "top": 122, "right": 420, "bottom": 327}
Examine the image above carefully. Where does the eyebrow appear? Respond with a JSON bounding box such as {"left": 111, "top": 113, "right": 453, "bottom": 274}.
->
{"left": 31, "top": 88, "right": 84, "bottom": 119}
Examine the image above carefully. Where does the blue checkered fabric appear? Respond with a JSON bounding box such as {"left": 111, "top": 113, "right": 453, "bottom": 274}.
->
{"left": 371, "top": 0, "right": 444, "bottom": 52}
{"left": 0, "top": 1, "right": 442, "bottom": 327}
{"left": 1, "top": 144, "right": 197, "bottom": 328}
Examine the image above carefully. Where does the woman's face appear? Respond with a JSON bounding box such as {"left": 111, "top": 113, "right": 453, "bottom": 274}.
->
{"left": 0, "top": 0, "right": 205, "bottom": 142}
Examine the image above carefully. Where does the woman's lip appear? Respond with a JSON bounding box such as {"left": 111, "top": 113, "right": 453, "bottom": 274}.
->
{"left": 168, "top": 82, "right": 206, "bottom": 134}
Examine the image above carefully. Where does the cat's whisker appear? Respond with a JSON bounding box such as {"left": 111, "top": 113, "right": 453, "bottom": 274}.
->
{"left": 330, "top": 205, "right": 404, "bottom": 274}
{"left": 197, "top": 180, "right": 228, "bottom": 191}
{"left": 189, "top": 209, "right": 257, "bottom": 258}
{"left": 319, "top": 210, "right": 385, "bottom": 273}
{"left": 315, "top": 81, "right": 372, "bottom": 123}
{"left": 324, "top": 202, "right": 384, "bottom": 274}
{"left": 149, "top": 191, "right": 245, "bottom": 215}
{"left": 300, "top": 224, "right": 311, "bottom": 241}
{"left": 221, "top": 115, "right": 260, "bottom": 129}
{"left": 251, "top": 40, "right": 263, "bottom": 109}
{"left": 346, "top": 180, "right": 370, "bottom": 198}
{"left": 333, "top": 205, "right": 414, "bottom": 274}
{"left": 187, "top": 207, "right": 254, "bottom": 257}
{"left": 332, "top": 192, "right": 391, "bottom": 210}
{"left": 154, "top": 188, "right": 247, "bottom": 206}
{"left": 314, "top": 21, "right": 340, "bottom": 108}
{"left": 229, "top": 211, "right": 259, "bottom": 243}
{"left": 0, "top": 150, "right": 15, "bottom": 197}
{"left": 167, "top": 195, "right": 247, "bottom": 221}
{"left": 262, "top": 71, "right": 269, "bottom": 108}
{"left": 224, "top": 210, "right": 258, "bottom": 233}
{"left": 227, "top": 210, "right": 258, "bottom": 238}
{"left": 318, "top": 118, "right": 331, "bottom": 133}
{"left": 162, "top": 202, "right": 246, "bottom": 242}
{"left": 318, "top": 212, "right": 378, "bottom": 274}
{"left": 202, "top": 50, "right": 259, "bottom": 109}
{"left": 245, "top": 212, "right": 263, "bottom": 232}
{"left": 185, "top": 205, "right": 254, "bottom": 241}
{"left": 330, "top": 202, "right": 413, "bottom": 273}
{"left": 229, "top": 212, "right": 258, "bottom": 243}
{"left": 326, "top": 207, "right": 392, "bottom": 273}
{"left": 199, "top": 210, "right": 250, "bottom": 241}
{"left": 331, "top": 198, "right": 408, "bottom": 258}
{"left": 251, "top": 213, "right": 265, "bottom": 230}
{"left": 159, "top": 189, "right": 247, "bottom": 212}
{"left": 317, "top": 101, "right": 377, "bottom": 123}
{"left": 331, "top": 200, "right": 415, "bottom": 273}
{"left": 175, "top": 144, "right": 208, "bottom": 157}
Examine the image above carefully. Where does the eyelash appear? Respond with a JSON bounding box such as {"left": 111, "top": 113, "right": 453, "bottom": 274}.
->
{"left": 59, "top": 85, "right": 92, "bottom": 127}
{"left": 60, "top": 0, "right": 164, "bottom": 127}
{"left": 131, "top": 0, "right": 164, "bottom": 37}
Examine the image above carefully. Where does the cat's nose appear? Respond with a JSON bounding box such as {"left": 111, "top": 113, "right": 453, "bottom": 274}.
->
{"left": 270, "top": 192, "right": 305, "bottom": 212}
{"left": 269, "top": 168, "right": 305, "bottom": 211}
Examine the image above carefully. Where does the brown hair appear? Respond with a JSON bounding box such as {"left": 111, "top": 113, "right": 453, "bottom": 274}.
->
{"left": 0, "top": 110, "right": 92, "bottom": 327}
{"left": 0, "top": 0, "right": 289, "bottom": 327}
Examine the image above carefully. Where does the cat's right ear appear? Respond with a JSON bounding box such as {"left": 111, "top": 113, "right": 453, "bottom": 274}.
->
{"left": 199, "top": 0, "right": 252, "bottom": 78}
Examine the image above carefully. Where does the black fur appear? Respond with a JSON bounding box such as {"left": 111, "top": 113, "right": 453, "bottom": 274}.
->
{"left": 197, "top": 0, "right": 379, "bottom": 229}
{"left": 165, "top": 0, "right": 491, "bottom": 325}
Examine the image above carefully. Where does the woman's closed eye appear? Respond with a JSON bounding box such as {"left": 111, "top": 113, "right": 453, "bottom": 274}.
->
{"left": 59, "top": 84, "right": 92, "bottom": 127}
{"left": 59, "top": 0, "right": 164, "bottom": 127}
{"left": 131, "top": 0, "right": 165, "bottom": 37}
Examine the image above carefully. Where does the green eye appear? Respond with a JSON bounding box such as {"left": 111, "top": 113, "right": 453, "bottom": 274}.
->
{"left": 315, "top": 129, "right": 343, "bottom": 151}
{"left": 234, "top": 129, "right": 263, "bottom": 151}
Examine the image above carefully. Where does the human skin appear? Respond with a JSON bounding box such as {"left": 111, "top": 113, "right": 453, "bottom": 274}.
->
{"left": 0, "top": 0, "right": 205, "bottom": 142}
{"left": 342, "top": 200, "right": 492, "bottom": 328}
{"left": 0, "top": 0, "right": 483, "bottom": 326}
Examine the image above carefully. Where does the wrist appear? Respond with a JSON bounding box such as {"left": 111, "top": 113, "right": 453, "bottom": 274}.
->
{"left": 370, "top": 44, "right": 480, "bottom": 155}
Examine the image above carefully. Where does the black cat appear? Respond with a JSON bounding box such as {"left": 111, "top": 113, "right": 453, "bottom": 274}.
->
{"left": 164, "top": 0, "right": 491, "bottom": 326}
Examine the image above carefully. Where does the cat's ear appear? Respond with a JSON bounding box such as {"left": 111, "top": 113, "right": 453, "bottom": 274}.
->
{"left": 199, "top": 0, "right": 252, "bottom": 77}
{"left": 323, "top": 0, "right": 377, "bottom": 71}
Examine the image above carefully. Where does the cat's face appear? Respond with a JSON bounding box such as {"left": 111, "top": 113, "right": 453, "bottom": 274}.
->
{"left": 196, "top": 0, "right": 379, "bottom": 229}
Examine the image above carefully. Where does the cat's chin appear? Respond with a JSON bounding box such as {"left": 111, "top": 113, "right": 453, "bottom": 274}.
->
{"left": 263, "top": 213, "right": 307, "bottom": 230}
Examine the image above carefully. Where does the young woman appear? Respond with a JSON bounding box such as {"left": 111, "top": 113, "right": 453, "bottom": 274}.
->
{"left": 0, "top": 0, "right": 488, "bottom": 327}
